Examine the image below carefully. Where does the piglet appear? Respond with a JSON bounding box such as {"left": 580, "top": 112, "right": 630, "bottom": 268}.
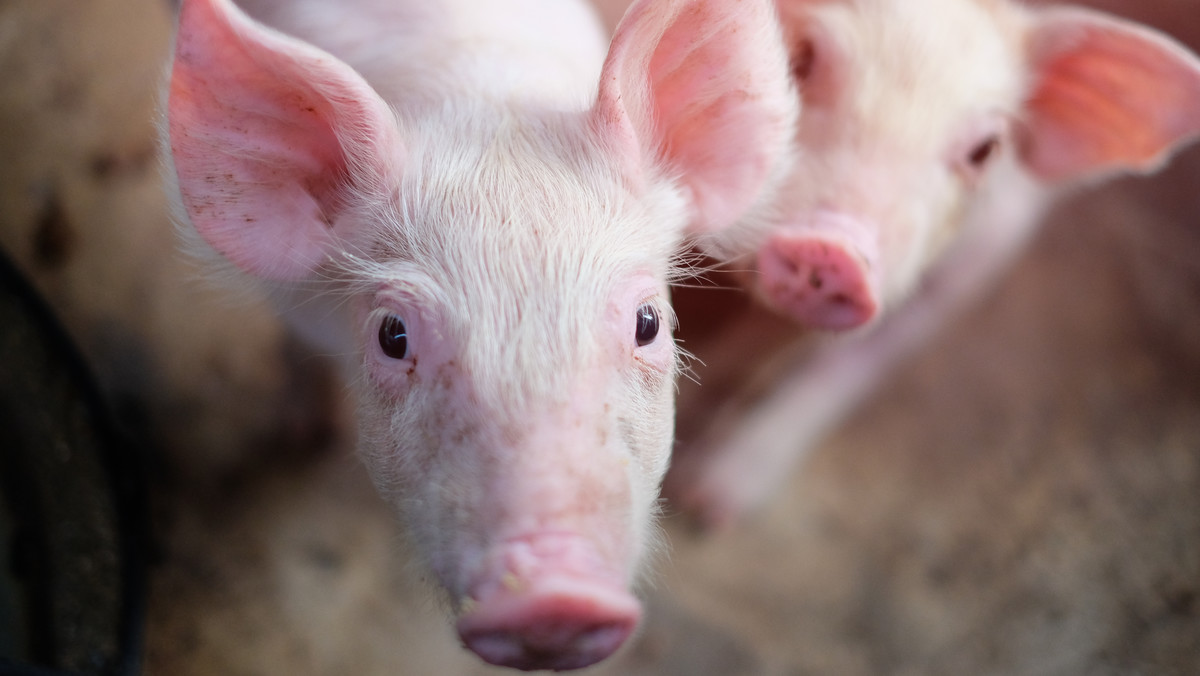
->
{"left": 163, "top": 0, "right": 795, "bottom": 670}
{"left": 670, "top": 0, "right": 1200, "bottom": 526}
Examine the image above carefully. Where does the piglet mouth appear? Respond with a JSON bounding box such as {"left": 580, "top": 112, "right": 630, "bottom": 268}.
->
{"left": 455, "top": 534, "right": 640, "bottom": 671}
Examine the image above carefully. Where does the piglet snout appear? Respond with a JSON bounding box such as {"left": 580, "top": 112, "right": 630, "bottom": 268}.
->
{"left": 757, "top": 215, "right": 881, "bottom": 330}
{"left": 457, "top": 578, "right": 639, "bottom": 671}
{"left": 457, "top": 536, "right": 640, "bottom": 671}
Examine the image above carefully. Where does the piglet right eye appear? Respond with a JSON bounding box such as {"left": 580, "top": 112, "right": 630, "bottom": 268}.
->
{"left": 378, "top": 314, "right": 409, "bottom": 359}
{"left": 792, "top": 38, "right": 816, "bottom": 83}
{"left": 967, "top": 135, "right": 1001, "bottom": 169}
{"left": 635, "top": 303, "right": 660, "bottom": 347}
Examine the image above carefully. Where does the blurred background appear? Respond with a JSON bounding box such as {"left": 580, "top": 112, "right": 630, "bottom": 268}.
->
{"left": 0, "top": 0, "right": 1197, "bottom": 674}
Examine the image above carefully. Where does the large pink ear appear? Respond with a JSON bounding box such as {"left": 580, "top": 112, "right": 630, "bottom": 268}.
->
{"left": 1019, "top": 8, "right": 1200, "bottom": 182}
{"left": 167, "top": 0, "right": 399, "bottom": 281}
{"left": 594, "top": 0, "right": 797, "bottom": 233}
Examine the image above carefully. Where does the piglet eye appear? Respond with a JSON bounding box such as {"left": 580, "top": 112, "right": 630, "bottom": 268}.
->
{"left": 792, "top": 38, "right": 816, "bottom": 82}
{"left": 377, "top": 314, "right": 409, "bottom": 359}
{"left": 967, "top": 135, "right": 1001, "bottom": 169}
{"left": 635, "top": 303, "right": 660, "bottom": 347}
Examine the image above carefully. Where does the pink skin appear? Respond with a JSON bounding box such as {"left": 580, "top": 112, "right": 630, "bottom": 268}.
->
{"left": 165, "top": 0, "right": 796, "bottom": 669}
{"left": 669, "top": 0, "right": 1200, "bottom": 526}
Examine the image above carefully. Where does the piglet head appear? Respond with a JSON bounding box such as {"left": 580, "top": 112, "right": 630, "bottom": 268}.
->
{"left": 165, "top": 0, "right": 794, "bottom": 670}
{"left": 707, "top": 0, "right": 1200, "bottom": 331}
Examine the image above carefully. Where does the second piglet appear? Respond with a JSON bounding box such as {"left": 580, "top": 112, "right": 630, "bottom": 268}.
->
{"left": 670, "top": 0, "right": 1200, "bottom": 525}
{"left": 699, "top": 0, "right": 1200, "bottom": 328}
{"left": 163, "top": 0, "right": 795, "bottom": 670}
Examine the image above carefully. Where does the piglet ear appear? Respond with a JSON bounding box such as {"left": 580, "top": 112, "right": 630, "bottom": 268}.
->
{"left": 1018, "top": 8, "right": 1200, "bottom": 182}
{"left": 167, "top": 0, "right": 400, "bottom": 281}
{"left": 594, "top": 0, "right": 797, "bottom": 233}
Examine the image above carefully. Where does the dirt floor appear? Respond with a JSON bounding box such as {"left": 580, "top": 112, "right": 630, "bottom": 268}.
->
{"left": 1, "top": 0, "right": 1198, "bottom": 674}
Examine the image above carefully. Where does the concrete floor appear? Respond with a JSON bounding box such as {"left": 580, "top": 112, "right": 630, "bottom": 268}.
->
{"left": 1, "top": 0, "right": 1198, "bottom": 674}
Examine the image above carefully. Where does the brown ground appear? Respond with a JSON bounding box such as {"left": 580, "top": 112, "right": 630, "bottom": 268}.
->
{"left": 1, "top": 0, "right": 1198, "bottom": 674}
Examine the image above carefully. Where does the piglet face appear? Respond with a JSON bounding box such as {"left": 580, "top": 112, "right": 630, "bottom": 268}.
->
{"left": 736, "top": 0, "right": 1200, "bottom": 331}
{"left": 753, "top": 0, "right": 1026, "bottom": 329}
{"left": 351, "top": 124, "right": 679, "bottom": 570}
{"left": 339, "top": 121, "right": 683, "bottom": 670}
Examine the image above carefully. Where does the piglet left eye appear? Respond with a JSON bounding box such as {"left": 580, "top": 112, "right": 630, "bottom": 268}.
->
{"left": 635, "top": 303, "right": 659, "bottom": 347}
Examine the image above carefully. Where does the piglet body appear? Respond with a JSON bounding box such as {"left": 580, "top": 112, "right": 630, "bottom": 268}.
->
{"left": 671, "top": 0, "right": 1200, "bottom": 525}
{"left": 164, "top": 0, "right": 796, "bottom": 670}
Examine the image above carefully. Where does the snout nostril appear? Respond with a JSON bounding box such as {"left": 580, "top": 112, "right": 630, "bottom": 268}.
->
{"left": 457, "top": 574, "right": 641, "bottom": 671}
{"left": 462, "top": 614, "right": 634, "bottom": 671}
{"left": 808, "top": 270, "right": 823, "bottom": 290}
{"left": 465, "top": 620, "right": 629, "bottom": 669}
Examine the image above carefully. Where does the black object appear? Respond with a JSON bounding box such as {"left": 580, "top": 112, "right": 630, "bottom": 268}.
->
{"left": 0, "top": 246, "right": 146, "bottom": 676}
